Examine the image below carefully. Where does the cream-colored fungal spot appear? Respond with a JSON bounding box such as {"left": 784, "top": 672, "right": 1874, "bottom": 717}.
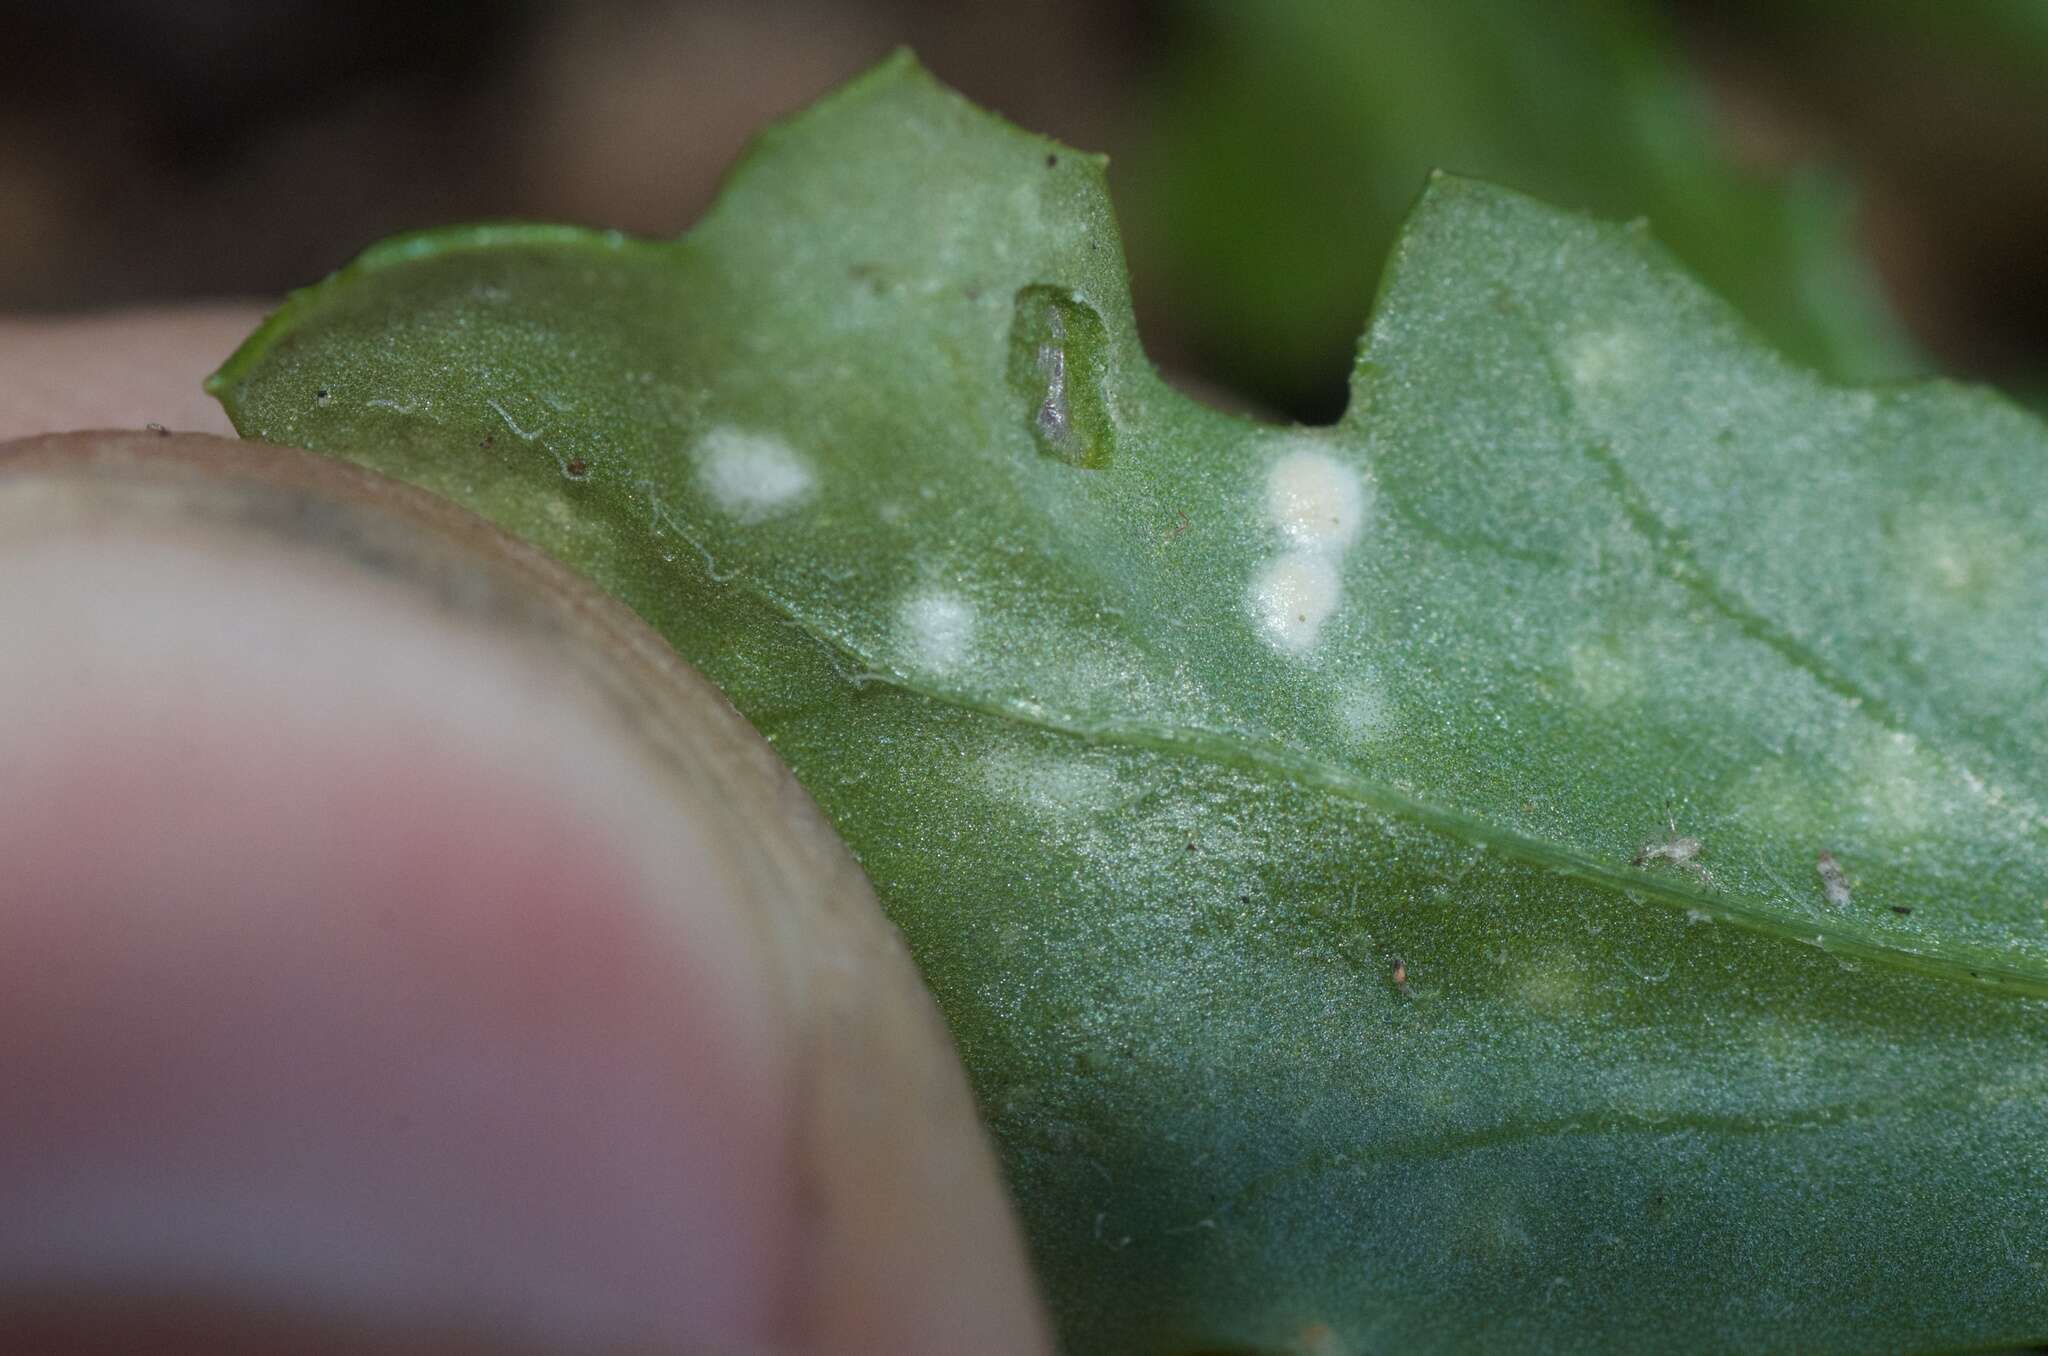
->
{"left": 1265, "top": 446, "right": 1369, "bottom": 551}
{"left": 1815, "top": 850, "right": 1853, "bottom": 908}
{"left": 1744, "top": 1013, "right": 1822, "bottom": 1079}
{"left": 1564, "top": 615, "right": 1701, "bottom": 710}
{"left": 1295, "top": 1322, "right": 1347, "bottom": 1356}
{"left": 1336, "top": 680, "right": 1390, "bottom": 738}
{"left": 1245, "top": 440, "right": 1376, "bottom": 655}
{"left": 693, "top": 426, "right": 814, "bottom": 522}
{"left": 1562, "top": 327, "right": 1645, "bottom": 394}
{"left": 1566, "top": 636, "right": 1642, "bottom": 708}
{"left": 1249, "top": 553, "right": 1342, "bottom": 656}
{"left": 1896, "top": 507, "right": 2025, "bottom": 607}
{"left": 1247, "top": 442, "right": 1371, "bottom": 658}
{"left": 1851, "top": 729, "right": 1954, "bottom": 836}
{"left": 1517, "top": 951, "right": 1589, "bottom": 1016}
{"left": 899, "top": 590, "right": 976, "bottom": 672}
{"left": 980, "top": 746, "right": 1122, "bottom": 821}
{"left": 1732, "top": 756, "right": 1821, "bottom": 838}
{"left": 541, "top": 495, "right": 579, "bottom": 532}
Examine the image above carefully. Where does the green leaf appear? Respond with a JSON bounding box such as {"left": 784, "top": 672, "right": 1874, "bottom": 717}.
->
{"left": 1125, "top": 0, "right": 1919, "bottom": 414}
{"left": 209, "top": 53, "right": 2048, "bottom": 1356}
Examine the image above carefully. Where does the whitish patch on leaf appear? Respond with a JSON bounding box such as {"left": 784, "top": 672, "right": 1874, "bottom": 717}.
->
{"left": 1335, "top": 678, "right": 1390, "bottom": 739}
{"left": 1265, "top": 445, "right": 1370, "bottom": 551}
{"left": 1562, "top": 326, "right": 1648, "bottom": 397}
{"left": 981, "top": 745, "right": 1123, "bottom": 822}
{"left": 1248, "top": 445, "right": 1371, "bottom": 657}
{"left": 1817, "top": 850, "right": 1853, "bottom": 908}
{"left": 898, "top": 589, "right": 976, "bottom": 672}
{"left": 694, "top": 425, "right": 814, "bottom": 521}
{"left": 1248, "top": 552, "right": 1343, "bottom": 655}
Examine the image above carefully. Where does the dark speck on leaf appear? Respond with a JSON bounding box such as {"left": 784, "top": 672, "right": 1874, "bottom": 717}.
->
{"left": 1891, "top": 905, "right": 1913, "bottom": 916}
{"left": 1045, "top": 153, "right": 1057, "bottom": 168}
{"left": 566, "top": 456, "right": 589, "bottom": 477}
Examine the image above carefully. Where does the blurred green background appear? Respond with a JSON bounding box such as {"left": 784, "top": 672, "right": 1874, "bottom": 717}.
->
{"left": 5, "top": 0, "right": 2048, "bottom": 421}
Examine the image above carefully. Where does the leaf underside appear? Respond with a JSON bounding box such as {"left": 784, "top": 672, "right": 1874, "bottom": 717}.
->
{"left": 210, "top": 53, "right": 2048, "bottom": 1356}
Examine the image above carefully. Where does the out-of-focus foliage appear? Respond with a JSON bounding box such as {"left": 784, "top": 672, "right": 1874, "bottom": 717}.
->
{"left": 1694, "top": 0, "right": 2048, "bottom": 393}
{"left": 1753, "top": 0, "right": 2048, "bottom": 56}
{"left": 1125, "top": 0, "right": 1919, "bottom": 418}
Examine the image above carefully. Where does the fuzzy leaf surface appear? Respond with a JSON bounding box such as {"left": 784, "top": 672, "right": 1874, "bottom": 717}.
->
{"left": 210, "top": 54, "right": 2048, "bottom": 1355}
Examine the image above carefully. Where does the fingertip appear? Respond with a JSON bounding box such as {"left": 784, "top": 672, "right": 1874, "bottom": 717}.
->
{"left": 0, "top": 433, "right": 1053, "bottom": 1356}
{"left": 0, "top": 305, "right": 267, "bottom": 441}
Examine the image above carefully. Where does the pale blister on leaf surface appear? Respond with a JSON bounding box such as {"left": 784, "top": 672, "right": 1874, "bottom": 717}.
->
{"left": 211, "top": 52, "right": 2048, "bottom": 1356}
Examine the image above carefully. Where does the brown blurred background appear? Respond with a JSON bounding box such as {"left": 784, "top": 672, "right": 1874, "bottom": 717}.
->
{"left": 4, "top": 0, "right": 2048, "bottom": 421}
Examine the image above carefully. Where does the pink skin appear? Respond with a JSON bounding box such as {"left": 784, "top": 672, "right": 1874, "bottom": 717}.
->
{"left": 0, "top": 331, "right": 1058, "bottom": 1356}
{"left": 0, "top": 512, "right": 798, "bottom": 1351}
{"left": 0, "top": 712, "right": 794, "bottom": 1349}
{"left": 0, "top": 308, "right": 247, "bottom": 442}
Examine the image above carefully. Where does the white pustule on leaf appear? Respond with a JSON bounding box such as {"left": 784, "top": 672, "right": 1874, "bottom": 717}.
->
{"left": 1265, "top": 447, "right": 1368, "bottom": 551}
{"left": 1817, "top": 850, "right": 1853, "bottom": 908}
{"left": 1248, "top": 443, "right": 1372, "bottom": 657}
{"left": 694, "top": 425, "right": 815, "bottom": 522}
{"left": 1249, "top": 554, "right": 1343, "bottom": 656}
{"left": 899, "top": 590, "right": 977, "bottom": 673}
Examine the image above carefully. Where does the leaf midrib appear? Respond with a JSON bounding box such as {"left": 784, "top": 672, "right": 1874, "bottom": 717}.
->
{"left": 693, "top": 530, "right": 2048, "bottom": 999}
